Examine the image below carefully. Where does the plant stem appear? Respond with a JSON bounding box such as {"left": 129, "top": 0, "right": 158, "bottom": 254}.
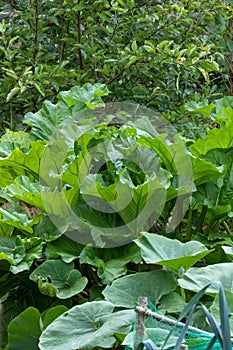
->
{"left": 196, "top": 206, "right": 207, "bottom": 233}
{"left": 204, "top": 217, "right": 215, "bottom": 236}
{"left": 180, "top": 286, "right": 186, "bottom": 302}
{"left": 223, "top": 220, "right": 233, "bottom": 236}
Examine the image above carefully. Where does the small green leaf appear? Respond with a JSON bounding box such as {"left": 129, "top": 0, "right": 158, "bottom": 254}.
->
{"left": 29, "top": 260, "right": 88, "bottom": 299}
{"left": 6, "top": 87, "right": 21, "bottom": 102}
{"left": 42, "top": 305, "right": 68, "bottom": 330}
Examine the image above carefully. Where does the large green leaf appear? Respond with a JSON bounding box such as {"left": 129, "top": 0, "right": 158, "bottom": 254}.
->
{"left": 138, "top": 134, "right": 193, "bottom": 231}
{"left": 192, "top": 157, "right": 224, "bottom": 186}
{"left": 205, "top": 148, "right": 233, "bottom": 208}
{"left": 22, "top": 241, "right": 45, "bottom": 272}
{"left": 8, "top": 307, "right": 41, "bottom": 350}
{"left": 23, "top": 101, "right": 65, "bottom": 141}
{"left": 23, "top": 83, "right": 109, "bottom": 141}
{"left": 45, "top": 235, "right": 84, "bottom": 263}
{"left": 103, "top": 270, "right": 176, "bottom": 307}
{"left": 159, "top": 292, "right": 186, "bottom": 314}
{"left": 184, "top": 100, "right": 215, "bottom": 117}
{"left": 7, "top": 305, "right": 69, "bottom": 350}
{"left": 138, "top": 134, "right": 193, "bottom": 178}
{"left": 5, "top": 175, "right": 44, "bottom": 210}
{"left": 58, "top": 83, "right": 109, "bottom": 111}
{"left": 79, "top": 243, "right": 141, "bottom": 284}
{"left": 39, "top": 301, "right": 134, "bottom": 350}
{"left": 0, "top": 140, "right": 45, "bottom": 186}
{"left": 178, "top": 263, "right": 233, "bottom": 294}
{"left": 117, "top": 176, "right": 169, "bottom": 235}
{"left": 134, "top": 233, "right": 210, "bottom": 274}
{"left": 29, "top": 260, "right": 88, "bottom": 299}
{"left": 33, "top": 216, "right": 62, "bottom": 241}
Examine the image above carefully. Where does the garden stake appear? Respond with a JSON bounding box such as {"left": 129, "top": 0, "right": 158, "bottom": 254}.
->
{"left": 134, "top": 297, "right": 148, "bottom": 350}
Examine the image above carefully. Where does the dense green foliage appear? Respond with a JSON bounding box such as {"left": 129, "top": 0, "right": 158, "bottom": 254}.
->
{"left": 0, "top": 84, "right": 233, "bottom": 349}
{"left": 0, "top": 0, "right": 233, "bottom": 129}
{"left": 0, "top": 1, "right": 233, "bottom": 350}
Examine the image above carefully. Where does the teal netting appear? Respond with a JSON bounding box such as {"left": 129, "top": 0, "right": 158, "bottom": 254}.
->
{"left": 125, "top": 298, "right": 233, "bottom": 350}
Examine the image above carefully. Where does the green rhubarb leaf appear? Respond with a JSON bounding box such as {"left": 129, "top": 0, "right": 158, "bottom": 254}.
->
{"left": 23, "top": 83, "right": 109, "bottom": 141}
{"left": 0, "top": 141, "right": 45, "bottom": 186}
{"left": 0, "top": 207, "right": 43, "bottom": 233}
{"left": 0, "top": 130, "right": 31, "bottom": 158}
{"left": 5, "top": 175, "right": 44, "bottom": 210}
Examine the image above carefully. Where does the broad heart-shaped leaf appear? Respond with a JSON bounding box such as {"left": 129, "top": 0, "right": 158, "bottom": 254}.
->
{"left": 29, "top": 260, "right": 88, "bottom": 299}
{"left": 8, "top": 307, "right": 41, "bottom": 350}
{"left": 5, "top": 176, "right": 44, "bottom": 210}
{"left": 8, "top": 305, "right": 69, "bottom": 350}
{"left": 39, "top": 301, "right": 134, "bottom": 350}
{"left": 79, "top": 243, "right": 141, "bottom": 284}
{"left": 45, "top": 235, "right": 84, "bottom": 263}
{"left": 178, "top": 263, "right": 233, "bottom": 294}
{"left": 0, "top": 140, "right": 45, "bottom": 186}
{"left": 134, "top": 233, "right": 211, "bottom": 274}
{"left": 215, "top": 96, "right": 233, "bottom": 114}
{"left": 23, "top": 242, "right": 45, "bottom": 271}
{"left": 103, "top": 270, "right": 176, "bottom": 308}
{"left": 0, "top": 130, "right": 31, "bottom": 157}
{"left": 210, "top": 290, "right": 233, "bottom": 337}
